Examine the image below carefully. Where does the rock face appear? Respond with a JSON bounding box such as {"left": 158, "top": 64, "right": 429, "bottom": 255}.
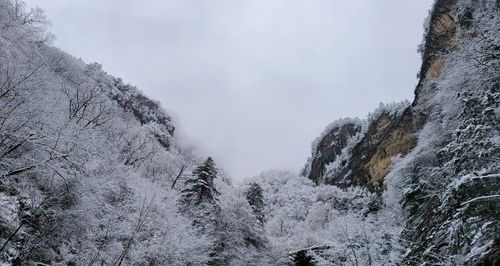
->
{"left": 108, "top": 77, "right": 175, "bottom": 149}
{"left": 303, "top": 121, "right": 362, "bottom": 185}
{"left": 418, "top": 0, "right": 458, "bottom": 81}
{"left": 326, "top": 107, "right": 416, "bottom": 190}
{"left": 412, "top": 0, "right": 459, "bottom": 126}
{"left": 305, "top": 0, "right": 459, "bottom": 190}
{"left": 304, "top": 106, "right": 417, "bottom": 190}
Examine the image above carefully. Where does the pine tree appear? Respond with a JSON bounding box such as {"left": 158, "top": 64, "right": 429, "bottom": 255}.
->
{"left": 179, "top": 157, "right": 223, "bottom": 265}
{"left": 181, "top": 157, "right": 220, "bottom": 207}
{"left": 246, "top": 182, "right": 265, "bottom": 224}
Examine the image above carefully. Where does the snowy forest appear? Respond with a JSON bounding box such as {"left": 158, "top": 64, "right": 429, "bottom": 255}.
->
{"left": 0, "top": 0, "right": 499, "bottom": 265}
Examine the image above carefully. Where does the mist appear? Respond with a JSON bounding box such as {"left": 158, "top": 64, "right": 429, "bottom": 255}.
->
{"left": 26, "top": 0, "right": 434, "bottom": 180}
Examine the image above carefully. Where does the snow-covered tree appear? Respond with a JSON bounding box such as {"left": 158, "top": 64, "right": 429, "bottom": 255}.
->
{"left": 216, "top": 187, "right": 269, "bottom": 265}
{"left": 181, "top": 157, "right": 220, "bottom": 207}
{"left": 178, "top": 157, "right": 224, "bottom": 265}
{"left": 246, "top": 182, "right": 265, "bottom": 224}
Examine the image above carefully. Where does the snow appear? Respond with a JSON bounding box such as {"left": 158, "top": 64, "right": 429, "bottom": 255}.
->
{"left": 247, "top": 170, "right": 404, "bottom": 264}
{"left": 465, "top": 240, "right": 494, "bottom": 261}
{"left": 310, "top": 117, "right": 365, "bottom": 154}
{"left": 460, "top": 195, "right": 500, "bottom": 206}
{"left": 447, "top": 174, "right": 500, "bottom": 196}
{"left": 0, "top": 193, "right": 19, "bottom": 230}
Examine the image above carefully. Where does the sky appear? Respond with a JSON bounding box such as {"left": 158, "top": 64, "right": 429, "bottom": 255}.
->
{"left": 25, "top": 0, "right": 434, "bottom": 181}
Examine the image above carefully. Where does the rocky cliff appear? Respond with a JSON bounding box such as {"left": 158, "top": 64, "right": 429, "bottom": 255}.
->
{"left": 302, "top": 102, "right": 416, "bottom": 190}
{"left": 303, "top": 0, "right": 499, "bottom": 264}
{"left": 304, "top": 0, "right": 462, "bottom": 190}
{"left": 302, "top": 118, "right": 363, "bottom": 185}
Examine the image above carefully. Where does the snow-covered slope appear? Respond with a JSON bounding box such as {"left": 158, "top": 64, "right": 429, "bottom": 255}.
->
{"left": 0, "top": 1, "right": 265, "bottom": 264}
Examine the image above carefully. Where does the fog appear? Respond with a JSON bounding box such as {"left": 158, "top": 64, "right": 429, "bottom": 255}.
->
{"left": 26, "top": 0, "right": 434, "bottom": 181}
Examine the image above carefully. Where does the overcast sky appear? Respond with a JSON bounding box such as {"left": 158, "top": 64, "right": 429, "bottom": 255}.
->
{"left": 26, "top": 0, "right": 433, "bottom": 181}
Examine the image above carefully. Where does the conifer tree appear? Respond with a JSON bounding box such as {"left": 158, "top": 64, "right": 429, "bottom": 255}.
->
{"left": 181, "top": 157, "right": 220, "bottom": 207}
{"left": 179, "top": 157, "right": 223, "bottom": 265}
{"left": 246, "top": 182, "right": 265, "bottom": 224}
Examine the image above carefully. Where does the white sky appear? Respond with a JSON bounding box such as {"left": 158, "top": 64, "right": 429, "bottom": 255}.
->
{"left": 25, "top": 0, "right": 434, "bottom": 181}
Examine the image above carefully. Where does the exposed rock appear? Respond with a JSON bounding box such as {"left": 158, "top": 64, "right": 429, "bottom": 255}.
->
{"left": 420, "top": 0, "right": 457, "bottom": 80}
{"left": 414, "top": 0, "right": 458, "bottom": 106}
{"left": 426, "top": 58, "right": 445, "bottom": 79}
{"left": 308, "top": 0, "right": 461, "bottom": 191}
{"left": 303, "top": 121, "right": 362, "bottom": 185}
{"left": 109, "top": 78, "right": 175, "bottom": 149}
{"left": 327, "top": 107, "right": 416, "bottom": 190}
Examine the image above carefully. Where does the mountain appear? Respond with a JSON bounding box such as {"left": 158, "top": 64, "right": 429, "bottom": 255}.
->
{"left": 0, "top": 0, "right": 498, "bottom": 265}
{"left": 297, "top": 0, "right": 499, "bottom": 264}
{"left": 0, "top": 1, "right": 220, "bottom": 264}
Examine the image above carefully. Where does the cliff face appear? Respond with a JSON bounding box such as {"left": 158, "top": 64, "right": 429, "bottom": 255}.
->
{"left": 302, "top": 119, "right": 362, "bottom": 185}
{"left": 413, "top": 0, "right": 459, "bottom": 126}
{"left": 328, "top": 107, "right": 416, "bottom": 189}
{"left": 304, "top": 0, "right": 499, "bottom": 264}
{"left": 417, "top": 0, "right": 458, "bottom": 82}
{"left": 400, "top": 0, "right": 499, "bottom": 263}
{"left": 304, "top": 104, "right": 416, "bottom": 190}
{"left": 305, "top": 0, "right": 461, "bottom": 190}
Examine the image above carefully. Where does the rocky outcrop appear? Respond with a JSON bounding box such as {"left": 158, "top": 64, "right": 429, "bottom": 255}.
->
{"left": 303, "top": 102, "right": 416, "bottom": 190}
{"left": 303, "top": 120, "right": 362, "bottom": 185}
{"left": 413, "top": 0, "right": 458, "bottom": 126}
{"left": 327, "top": 107, "right": 416, "bottom": 189}
{"left": 418, "top": 0, "right": 458, "bottom": 81}
{"left": 84, "top": 63, "right": 176, "bottom": 149}
{"left": 400, "top": 0, "right": 500, "bottom": 263}
{"left": 109, "top": 77, "right": 175, "bottom": 149}
{"left": 305, "top": 0, "right": 459, "bottom": 190}
{"left": 304, "top": 0, "right": 500, "bottom": 264}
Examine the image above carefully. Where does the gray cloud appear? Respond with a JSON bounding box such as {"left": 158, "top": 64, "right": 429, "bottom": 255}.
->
{"left": 26, "top": 0, "right": 434, "bottom": 181}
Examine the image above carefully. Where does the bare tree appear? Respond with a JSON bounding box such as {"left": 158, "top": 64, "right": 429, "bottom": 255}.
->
{"left": 118, "top": 133, "right": 158, "bottom": 167}
{"left": 0, "top": 55, "right": 49, "bottom": 179}
{"left": 61, "top": 80, "right": 111, "bottom": 128}
{"left": 1, "top": 0, "right": 53, "bottom": 44}
{"left": 170, "top": 165, "right": 186, "bottom": 189}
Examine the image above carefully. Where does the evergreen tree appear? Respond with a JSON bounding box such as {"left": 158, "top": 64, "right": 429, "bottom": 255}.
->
{"left": 246, "top": 182, "right": 265, "bottom": 224}
{"left": 179, "top": 157, "right": 224, "bottom": 265}
{"left": 181, "top": 157, "right": 220, "bottom": 206}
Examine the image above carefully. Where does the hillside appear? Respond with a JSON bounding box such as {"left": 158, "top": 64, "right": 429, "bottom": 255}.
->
{"left": 0, "top": 0, "right": 499, "bottom": 265}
